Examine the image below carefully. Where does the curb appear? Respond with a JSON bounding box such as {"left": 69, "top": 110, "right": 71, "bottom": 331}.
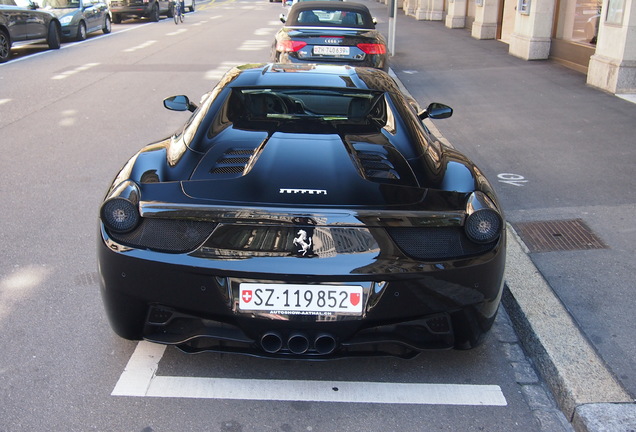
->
{"left": 503, "top": 225, "right": 635, "bottom": 431}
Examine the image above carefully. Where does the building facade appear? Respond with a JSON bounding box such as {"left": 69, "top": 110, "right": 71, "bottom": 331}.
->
{"left": 385, "top": 0, "right": 635, "bottom": 94}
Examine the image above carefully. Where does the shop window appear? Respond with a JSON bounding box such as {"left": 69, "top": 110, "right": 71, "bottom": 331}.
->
{"left": 555, "top": 0, "right": 602, "bottom": 45}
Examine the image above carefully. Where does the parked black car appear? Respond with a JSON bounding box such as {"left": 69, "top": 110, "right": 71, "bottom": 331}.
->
{"left": 107, "top": 0, "right": 171, "bottom": 23}
{"left": 98, "top": 63, "right": 506, "bottom": 359}
{"left": 273, "top": 1, "right": 388, "bottom": 71}
{"left": 0, "top": 0, "right": 61, "bottom": 63}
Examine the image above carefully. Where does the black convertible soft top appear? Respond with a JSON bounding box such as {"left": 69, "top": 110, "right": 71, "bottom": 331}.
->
{"left": 286, "top": 1, "right": 375, "bottom": 29}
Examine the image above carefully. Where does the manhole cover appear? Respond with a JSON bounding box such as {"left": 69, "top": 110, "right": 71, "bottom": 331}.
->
{"left": 512, "top": 219, "right": 608, "bottom": 253}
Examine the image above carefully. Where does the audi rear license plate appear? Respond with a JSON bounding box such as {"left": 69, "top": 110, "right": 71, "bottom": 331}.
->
{"left": 313, "top": 45, "right": 350, "bottom": 56}
{"left": 239, "top": 283, "right": 363, "bottom": 315}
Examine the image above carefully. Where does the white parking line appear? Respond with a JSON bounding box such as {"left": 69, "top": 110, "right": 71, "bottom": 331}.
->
{"left": 112, "top": 341, "right": 507, "bottom": 406}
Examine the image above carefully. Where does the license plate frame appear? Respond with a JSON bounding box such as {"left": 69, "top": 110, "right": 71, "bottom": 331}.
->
{"left": 239, "top": 283, "right": 363, "bottom": 315}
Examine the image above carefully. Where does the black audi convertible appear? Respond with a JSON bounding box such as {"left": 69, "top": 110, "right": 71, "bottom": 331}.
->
{"left": 98, "top": 63, "right": 506, "bottom": 359}
{"left": 272, "top": 1, "right": 388, "bottom": 71}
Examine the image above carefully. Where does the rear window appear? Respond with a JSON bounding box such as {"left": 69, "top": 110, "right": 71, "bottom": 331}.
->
{"left": 226, "top": 88, "right": 387, "bottom": 126}
{"left": 289, "top": 8, "right": 374, "bottom": 28}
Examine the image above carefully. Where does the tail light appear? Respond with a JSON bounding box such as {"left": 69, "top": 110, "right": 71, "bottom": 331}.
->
{"left": 276, "top": 40, "right": 308, "bottom": 52}
{"left": 357, "top": 43, "right": 386, "bottom": 55}
{"left": 464, "top": 192, "right": 503, "bottom": 244}
{"left": 101, "top": 198, "right": 140, "bottom": 233}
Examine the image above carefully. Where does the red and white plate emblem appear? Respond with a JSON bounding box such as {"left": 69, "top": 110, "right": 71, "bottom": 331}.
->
{"left": 350, "top": 292, "right": 361, "bottom": 306}
{"left": 241, "top": 289, "right": 252, "bottom": 303}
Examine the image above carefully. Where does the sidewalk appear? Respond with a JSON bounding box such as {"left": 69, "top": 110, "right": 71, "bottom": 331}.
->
{"left": 361, "top": 2, "right": 636, "bottom": 430}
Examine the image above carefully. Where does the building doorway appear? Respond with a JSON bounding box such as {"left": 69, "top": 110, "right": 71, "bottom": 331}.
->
{"left": 498, "top": 0, "right": 516, "bottom": 43}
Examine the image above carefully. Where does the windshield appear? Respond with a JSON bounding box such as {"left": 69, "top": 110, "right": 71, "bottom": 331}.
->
{"left": 43, "top": 0, "right": 80, "bottom": 8}
{"left": 290, "top": 7, "right": 374, "bottom": 28}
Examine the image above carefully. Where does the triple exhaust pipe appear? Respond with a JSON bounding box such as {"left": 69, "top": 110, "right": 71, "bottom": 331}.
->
{"left": 261, "top": 332, "right": 337, "bottom": 355}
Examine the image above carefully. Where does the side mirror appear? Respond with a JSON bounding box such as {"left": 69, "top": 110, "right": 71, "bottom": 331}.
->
{"left": 163, "top": 95, "right": 197, "bottom": 112}
{"left": 279, "top": 13, "right": 286, "bottom": 23}
{"left": 418, "top": 102, "right": 453, "bottom": 120}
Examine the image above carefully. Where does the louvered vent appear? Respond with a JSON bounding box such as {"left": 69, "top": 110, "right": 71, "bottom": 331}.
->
{"left": 210, "top": 148, "right": 255, "bottom": 176}
{"left": 357, "top": 151, "right": 400, "bottom": 181}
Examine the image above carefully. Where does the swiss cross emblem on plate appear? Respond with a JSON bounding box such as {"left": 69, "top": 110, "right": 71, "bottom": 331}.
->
{"left": 241, "top": 290, "right": 253, "bottom": 303}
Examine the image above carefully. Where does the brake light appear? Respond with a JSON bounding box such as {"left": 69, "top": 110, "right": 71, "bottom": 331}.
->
{"left": 276, "top": 40, "right": 308, "bottom": 52}
{"left": 357, "top": 43, "right": 387, "bottom": 55}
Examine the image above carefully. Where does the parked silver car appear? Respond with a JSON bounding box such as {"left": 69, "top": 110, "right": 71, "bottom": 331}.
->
{"left": 41, "top": 0, "right": 110, "bottom": 41}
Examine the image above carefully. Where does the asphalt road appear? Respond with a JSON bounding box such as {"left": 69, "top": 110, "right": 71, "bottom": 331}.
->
{"left": 0, "top": 1, "right": 572, "bottom": 431}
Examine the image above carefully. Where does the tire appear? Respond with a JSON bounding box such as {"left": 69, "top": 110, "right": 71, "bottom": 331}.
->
{"left": 189, "top": 0, "right": 195, "bottom": 12}
{"left": 112, "top": 13, "right": 122, "bottom": 24}
{"left": 0, "top": 29, "right": 11, "bottom": 63}
{"left": 47, "top": 22, "right": 61, "bottom": 49}
{"left": 103, "top": 15, "right": 111, "bottom": 34}
{"left": 150, "top": 4, "right": 160, "bottom": 22}
{"left": 76, "top": 21, "right": 87, "bottom": 41}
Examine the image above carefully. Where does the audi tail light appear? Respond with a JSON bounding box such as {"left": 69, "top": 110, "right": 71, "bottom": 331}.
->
{"left": 276, "top": 40, "right": 308, "bottom": 52}
{"left": 357, "top": 43, "right": 387, "bottom": 55}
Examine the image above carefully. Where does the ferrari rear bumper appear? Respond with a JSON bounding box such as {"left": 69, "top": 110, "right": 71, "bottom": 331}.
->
{"left": 98, "top": 225, "right": 505, "bottom": 356}
{"left": 144, "top": 304, "right": 457, "bottom": 359}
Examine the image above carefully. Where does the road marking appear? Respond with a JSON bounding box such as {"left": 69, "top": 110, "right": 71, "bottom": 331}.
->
{"left": 254, "top": 27, "right": 275, "bottom": 36}
{"left": 123, "top": 40, "right": 157, "bottom": 53}
{"left": 239, "top": 40, "right": 270, "bottom": 51}
{"left": 497, "top": 173, "right": 528, "bottom": 187}
{"left": 167, "top": 28, "right": 188, "bottom": 36}
{"left": 112, "top": 341, "right": 507, "bottom": 406}
{"left": 0, "top": 99, "right": 11, "bottom": 105}
{"left": 204, "top": 60, "right": 245, "bottom": 80}
{"left": 51, "top": 63, "right": 100, "bottom": 80}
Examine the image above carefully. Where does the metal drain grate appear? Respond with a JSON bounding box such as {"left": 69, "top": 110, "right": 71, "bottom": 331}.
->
{"left": 513, "top": 219, "right": 608, "bottom": 253}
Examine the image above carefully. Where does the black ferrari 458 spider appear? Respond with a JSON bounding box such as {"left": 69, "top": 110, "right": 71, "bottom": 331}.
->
{"left": 98, "top": 63, "right": 506, "bottom": 359}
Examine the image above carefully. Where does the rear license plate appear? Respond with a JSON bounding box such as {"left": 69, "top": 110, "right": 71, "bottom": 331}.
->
{"left": 313, "top": 45, "right": 350, "bottom": 56}
{"left": 239, "top": 283, "right": 363, "bottom": 315}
